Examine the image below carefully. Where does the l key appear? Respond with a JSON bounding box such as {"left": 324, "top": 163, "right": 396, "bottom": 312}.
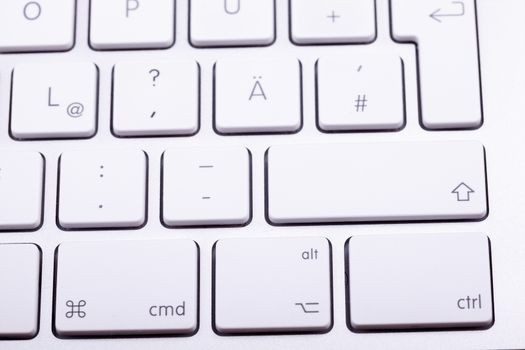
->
{"left": 391, "top": 0, "right": 482, "bottom": 129}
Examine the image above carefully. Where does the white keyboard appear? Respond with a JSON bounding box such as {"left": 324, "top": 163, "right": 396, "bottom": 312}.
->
{"left": 1, "top": 0, "right": 524, "bottom": 349}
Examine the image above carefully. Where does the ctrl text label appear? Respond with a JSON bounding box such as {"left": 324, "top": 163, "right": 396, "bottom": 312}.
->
{"left": 457, "top": 294, "right": 483, "bottom": 310}
{"left": 149, "top": 301, "right": 187, "bottom": 317}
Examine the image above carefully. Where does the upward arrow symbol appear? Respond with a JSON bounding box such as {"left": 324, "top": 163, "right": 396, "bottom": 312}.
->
{"left": 452, "top": 182, "right": 475, "bottom": 202}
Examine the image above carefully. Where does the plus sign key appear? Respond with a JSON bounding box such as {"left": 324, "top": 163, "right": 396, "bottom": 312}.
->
{"left": 290, "top": 0, "right": 375, "bottom": 44}
{"left": 317, "top": 53, "right": 405, "bottom": 131}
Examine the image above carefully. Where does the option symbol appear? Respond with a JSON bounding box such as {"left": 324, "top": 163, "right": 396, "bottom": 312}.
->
{"left": 295, "top": 302, "right": 320, "bottom": 314}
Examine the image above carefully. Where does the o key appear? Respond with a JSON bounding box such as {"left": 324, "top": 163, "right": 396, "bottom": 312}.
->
{"left": 0, "top": 0, "right": 75, "bottom": 52}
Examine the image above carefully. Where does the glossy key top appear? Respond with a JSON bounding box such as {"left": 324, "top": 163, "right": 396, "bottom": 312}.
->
{"left": 347, "top": 232, "right": 493, "bottom": 331}
{"left": 267, "top": 141, "right": 487, "bottom": 224}
{"left": 214, "top": 237, "right": 332, "bottom": 334}
{"left": 0, "top": 244, "right": 41, "bottom": 339}
{"left": 391, "top": 0, "right": 482, "bottom": 129}
{"left": 54, "top": 239, "right": 198, "bottom": 337}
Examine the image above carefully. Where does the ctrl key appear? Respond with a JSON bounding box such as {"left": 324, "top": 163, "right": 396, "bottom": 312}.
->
{"left": 54, "top": 240, "right": 198, "bottom": 337}
{"left": 347, "top": 233, "right": 493, "bottom": 331}
{"left": 0, "top": 244, "right": 41, "bottom": 339}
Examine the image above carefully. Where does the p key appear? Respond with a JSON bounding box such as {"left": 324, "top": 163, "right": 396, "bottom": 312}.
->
{"left": 90, "top": 0, "right": 175, "bottom": 50}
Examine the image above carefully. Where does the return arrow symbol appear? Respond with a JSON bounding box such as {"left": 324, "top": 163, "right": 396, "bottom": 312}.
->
{"left": 430, "top": 1, "right": 465, "bottom": 23}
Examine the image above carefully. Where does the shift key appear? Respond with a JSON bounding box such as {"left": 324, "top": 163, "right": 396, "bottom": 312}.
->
{"left": 266, "top": 141, "right": 487, "bottom": 224}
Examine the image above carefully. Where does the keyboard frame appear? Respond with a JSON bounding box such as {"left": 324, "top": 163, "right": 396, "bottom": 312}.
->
{"left": 1, "top": 0, "right": 524, "bottom": 349}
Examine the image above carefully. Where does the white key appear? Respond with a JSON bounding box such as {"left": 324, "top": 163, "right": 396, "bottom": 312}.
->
{"left": 348, "top": 233, "right": 493, "bottom": 330}
{"left": 0, "top": 0, "right": 75, "bottom": 52}
{"left": 317, "top": 54, "right": 405, "bottom": 131}
{"left": 291, "top": 0, "right": 376, "bottom": 44}
{"left": 391, "top": 0, "right": 482, "bottom": 129}
{"left": 0, "top": 152, "right": 44, "bottom": 230}
{"left": 190, "top": 0, "right": 274, "bottom": 47}
{"left": 0, "top": 244, "right": 41, "bottom": 339}
{"left": 215, "top": 58, "right": 302, "bottom": 134}
{"left": 11, "top": 62, "right": 98, "bottom": 139}
{"left": 55, "top": 240, "right": 198, "bottom": 336}
{"left": 58, "top": 149, "right": 147, "bottom": 229}
{"left": 214, "top": 237, "right": 332, "bottom": 334}
{"left": 90, "top": 0, "right": 174, "bottom": 50}
{"left": 163, "top": 146, "right": 251, "bottom": 226}
{"left": 113, "top": 60, "right": 199, "bottom": 137}
{"left": 267, "top": 141, "right": 487, "bottom": 224}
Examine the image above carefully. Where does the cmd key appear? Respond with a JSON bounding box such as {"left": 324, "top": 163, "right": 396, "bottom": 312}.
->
{"left": 391, "top": 0, "right": 482, "bottom": 129}
{"left": 54, "top": 240, "right": 198, "bottom": 336}
{"left": 266, "top": 141, "right": 487, "bottom": 224}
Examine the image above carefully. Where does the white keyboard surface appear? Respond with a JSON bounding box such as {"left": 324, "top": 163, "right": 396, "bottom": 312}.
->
{"left": 0, "top": 0, "right": 524, "bottom": 349}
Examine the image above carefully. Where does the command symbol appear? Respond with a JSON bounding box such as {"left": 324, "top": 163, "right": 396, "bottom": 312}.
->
{"left": 65, "top": 299, "right": 87, "bottom": 318}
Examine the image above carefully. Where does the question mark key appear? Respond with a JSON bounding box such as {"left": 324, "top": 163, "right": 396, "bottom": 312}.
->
{"left": 112, "top": 60, "right": 199, "bottom": 137}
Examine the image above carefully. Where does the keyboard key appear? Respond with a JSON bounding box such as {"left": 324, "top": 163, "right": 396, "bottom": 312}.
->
{"left": 348, "top": 233, "right": 493, "bottom": 330}
{"left": 58, "top": 149, "right": 147, "bottom": 229}
{"left": 0, "top": 0, "right": 75, "bottom": 52}
{"left": 112, "top": 60, "right": 199, "bottom": 137}
{"left": 290, "top": 0, "right": 376, "bottom": 44}
{"left": 54, "top": 240, "right": 198, "bottom": 336}
{"left": 214, "top": 237, "right": 332, "bottom": 334}
{"left": 215, "top": 58, "right": 302, "bottom": 134}
{"left": 0, "top": 152, "right": 44, "bottom": 231}
{"left": 391, "top": 0, "right": 482, "bottom": 129}
{"left": 317, "top": 54, "right": 405, "bottom": 131}
{"left": 11, "top": 62, "right": 98, "bottom": 140}
{"left": 90, "top": 0, "right": 175, "bottom": 50}
{"left": 267, "top": 141, "right": 487, "bottom": 224}
{"left": 162, "top": 146, "right": 251, "bottom": 227}
{"left": 190, "top": 0, "right": 275, "bottom": 47}
{"left": 0, "top": 244, "right": 41, "bottom": 339}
